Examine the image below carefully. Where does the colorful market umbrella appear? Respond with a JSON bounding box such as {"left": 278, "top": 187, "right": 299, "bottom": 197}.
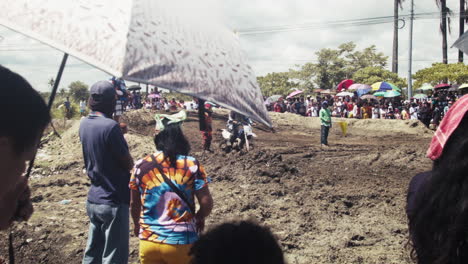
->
{"left": 127, "top": 85, "right": 142, "bottom": 91}
{"left": 0, "top": 0, "right": 271, "bottom": 127}
{"left": 413, "top": 93, "right": 428, "bottom": 99}
{"left": 336, "top": 79, "right": 354, "bottom": 92}
{"left": 265, "top": 95, "right": 282, "bottom": 104}
{"left": 336, "top": 91, "right": 354, "bottom": 97}
{"left": 360, "top": 94, "right": 377, "bottom": 100}
{"left": 417, "top": 83, "right": 434, "bottom": 91}
{"left": 459, "top": 83, "right": 468, "bottom": 90}
{"left": 373, "top": 91, "right": 386, "bottom": 97}
{"left": 286, "top": 89, "right": 303, "bottom": 99}
{"left": 371, "top": 82, "right": 401, "bottom": 92}
{"left": 348, "top": 83, "right": 371, "bottom": 97}
{"left": 434, "top": 83, "right": 451, "bottom": 89}
{"left": 383, "top": 90, "right": 401, "bottom": 98}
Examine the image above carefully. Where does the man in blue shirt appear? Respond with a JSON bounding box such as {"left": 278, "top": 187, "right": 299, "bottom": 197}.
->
{"left": 80, "top": 80, "right": 134, "bottom": 264}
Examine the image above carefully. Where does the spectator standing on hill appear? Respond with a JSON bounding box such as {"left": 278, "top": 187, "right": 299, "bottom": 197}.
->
{"left": 0, "top": 65, "right": 50, "bottom": 230}
{"left": 201, "top": 103, "right": 214, "bottom": 152}
{"left": 319, "top": 101, "right": 332, "bottom": 148}
{"left": 80, "top": 100, "right": 87, "bottom": 116}
{"left": 80, "top": 80, "right": 134, "bottom": 264}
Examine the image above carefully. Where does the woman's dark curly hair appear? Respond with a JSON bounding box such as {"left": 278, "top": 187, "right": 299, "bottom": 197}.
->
{"left": 409, "top": 112, "right": 468, "bottom": 264}
{"left": 154, "top": 119, "right": 190, "bottom": 167}
{"left": 189, "top": 220, "right": 285, "bottom": 264}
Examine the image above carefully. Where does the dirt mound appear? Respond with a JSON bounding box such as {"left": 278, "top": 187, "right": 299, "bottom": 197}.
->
{"left": 1, "top": 109, "right": 433, "bottom": 264}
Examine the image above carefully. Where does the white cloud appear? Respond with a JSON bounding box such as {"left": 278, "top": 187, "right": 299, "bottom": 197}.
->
{"left": 0, "top": 0, "right": 465, "bottom": 92}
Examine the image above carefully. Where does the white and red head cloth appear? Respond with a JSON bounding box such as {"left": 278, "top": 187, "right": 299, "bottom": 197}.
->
{"left": 427, "top": 95, "right": 468, "bottom": 160}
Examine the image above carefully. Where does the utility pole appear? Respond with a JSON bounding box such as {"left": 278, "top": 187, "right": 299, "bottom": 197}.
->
{"left": 407, "top": 0, "right": 414, "bottom": 99}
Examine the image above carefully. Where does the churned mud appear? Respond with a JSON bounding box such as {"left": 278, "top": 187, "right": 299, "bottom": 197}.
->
{"left": 0, "top": 109, "right": 432, "bottom": 264}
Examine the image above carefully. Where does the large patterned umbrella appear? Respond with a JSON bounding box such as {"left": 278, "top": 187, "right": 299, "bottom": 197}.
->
{"left": 453, "top": 30, "right": 468, "bottom": 55}
{"left": 348, "top": 83, "right": 371, "bottom": 97}
{"left": 0, "top": 0, "right": 271, "bottom": 126}
{"left": 371, "top": 82, "right": 401, "bottom": 92}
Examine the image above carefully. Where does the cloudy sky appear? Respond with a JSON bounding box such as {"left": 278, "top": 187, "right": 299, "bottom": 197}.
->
{"left": 0, "top": 0, "right": 465, "bottom": 92}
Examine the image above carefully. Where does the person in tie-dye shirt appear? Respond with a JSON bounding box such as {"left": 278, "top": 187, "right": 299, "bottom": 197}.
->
{"left": 130, "top": 111, "right": 213, "bottom": 264}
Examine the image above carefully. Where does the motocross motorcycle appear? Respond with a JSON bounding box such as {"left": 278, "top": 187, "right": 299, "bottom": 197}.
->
{"left": 219, "top": 121, "right": 256, "bottom": 152}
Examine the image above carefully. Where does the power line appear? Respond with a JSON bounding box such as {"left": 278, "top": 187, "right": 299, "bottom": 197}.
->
{"left": 238, "top": 11, "right": 467, "bottom": 35}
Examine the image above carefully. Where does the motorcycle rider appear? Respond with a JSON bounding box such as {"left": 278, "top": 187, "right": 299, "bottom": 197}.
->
{"left": 227, "top": 110, "right": 252, "bottom": 149}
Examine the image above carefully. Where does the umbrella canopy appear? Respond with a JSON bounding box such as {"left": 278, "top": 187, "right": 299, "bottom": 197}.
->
{"left": 371, "top": 82, "right": 401, "bottom": 92}
{"left": 336, "top": 79, "right": 354, "bottom": 92}
{"left": 448, "top": 85, "right": 459, "bottom": 92}
{"left": 459, "top": 83, "right": 468, "bottom": 90}
{"left": 413, "top": 93, "right": 428, "bottom": 99}
{"left": 320, "top": 89, "right": 333, "bottom": 94}
{"left": 148, "top": 93, "right": 161, "bottom": 99}
{"left": 265, "top": 95, "right": 282, "bottom": 104}
{"left": 127, "top": 85, "right": 142, "bottom": 91}
{"left": 286, "top": 89, "right": 303, "bottom": 99}
{"left": 336, "top": 91, "right": 354, "bottom": 97}
{"left": 373, "top": 91, "right": 386, "bottom": 97}
{"left": 0, "top": 0, "right": 271, "bottom": 126}
{"left": 348, "top": 83, "right": 371, "bottom": 91}
{"left": 434, "top": 83, "right": 451, "bottom": 89}
{"left": 348, "top": 83, "right": 371, "bottom": 97}
{"left": 452, "top": 30, "right": 468, "bottom": 55}
{"left": 383, "top": 90, "right": 401, "bottom": 98}
{"left": 360, "top": 94, "right": 377, "bottom": 100}
{"left": 417, "top": 83, "right": 434, "bottom": 91}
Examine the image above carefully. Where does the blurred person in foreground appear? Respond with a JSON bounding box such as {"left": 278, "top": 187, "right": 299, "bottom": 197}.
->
{"left": 189, "top": 220, "right": 285, "bottom": 264}
{"left": 0, "top": 65, "right": 50, "bottom": 230}
{"left": 407, "top": 94, "right": 468, "bottom": 263}
{"left": 130, "top": 110, "right": 213, "bottom": 264}
{"left": 80, "top": 80, "right": 134, "bottom": 264}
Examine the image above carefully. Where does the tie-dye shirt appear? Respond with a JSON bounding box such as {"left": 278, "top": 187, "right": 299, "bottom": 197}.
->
{"left": 129, "top": 151, "right": 209, "bottom": 245}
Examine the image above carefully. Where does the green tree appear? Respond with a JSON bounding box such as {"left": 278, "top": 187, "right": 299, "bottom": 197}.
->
{"left": 352, "top": 66, "right": 407, "bottom": 89}
{"left": 48, "top": 77, "right": 55, "bottom": 89}
{"left": 68, "top": 81, "right": 89, "bottom": 102}
{"left": 257, "top": 72, "right": 298, "bottom": 97}
{"left": 290, "top": 42, "right": 388, "bottom": 90}
{"left": 59, "top": 88, "right": 67, "bottom": 97}
{"left": 412, "top": 63, "right": 468, "bottom": 88}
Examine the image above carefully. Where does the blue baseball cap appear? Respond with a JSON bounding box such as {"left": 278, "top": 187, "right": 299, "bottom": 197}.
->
{"left": 90, "top": 81, "right": 116, "bottom": 102}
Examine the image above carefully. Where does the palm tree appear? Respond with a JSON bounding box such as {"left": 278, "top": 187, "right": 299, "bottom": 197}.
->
{"left": 48, "top": 77, "right": 55, "bottom": 88}
{"left": 392, "top": 0, "right": 405, "bottom": 73}
{"left": 459, "top": 0, "right": 467, "bottom": 63}
{"left": 436, "top": 0, "right": 452, "bottom": 64}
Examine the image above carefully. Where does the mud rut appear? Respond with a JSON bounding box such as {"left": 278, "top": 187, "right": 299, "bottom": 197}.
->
{"left": 0, "top": 111, "right": 432, "bottom": 264}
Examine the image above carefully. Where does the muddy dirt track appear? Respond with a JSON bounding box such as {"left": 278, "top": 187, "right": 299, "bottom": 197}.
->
{"left": 0, "top": 110, "right": 433, "bottom": 264}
